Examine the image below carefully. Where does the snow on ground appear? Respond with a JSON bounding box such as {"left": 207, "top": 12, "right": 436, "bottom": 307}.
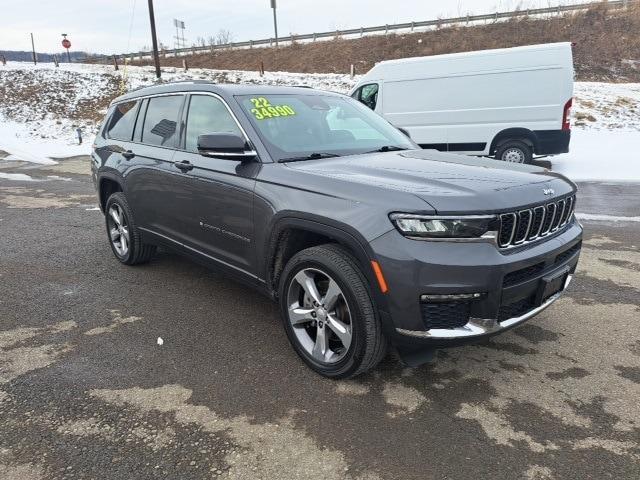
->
{"left": 1, "top": 61, "right": 639, "bottom": 182}
{"left": 0, "top": 172, "right": 35, "bottom": 181}
{"left": 573, "top": 82, "right": 640, "bottom": 131}
{"left": 0, "top": 118, "right": 90, "bottom": 162}
{"left": 552, "top": 130, "right": 640, "bottom": 182}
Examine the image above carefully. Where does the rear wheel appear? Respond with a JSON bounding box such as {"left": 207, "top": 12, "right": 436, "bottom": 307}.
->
{"left": 105, "top": 192, "right": 156, "bottom": 265}
{"left": 279, "top": 244, "right": 386, "bottom": 379}
{"left": 495, "top": 140, "right": 533, "bottom": 164}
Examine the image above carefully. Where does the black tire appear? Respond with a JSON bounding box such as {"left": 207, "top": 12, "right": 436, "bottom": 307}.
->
{"left": 104, "top": 192, "right": 156, "bottom": 265}
{"left": 278, "top": 244, "right": 387, "bottom": 379}
{"left": 495, "top": 140, "right": 533, "bottom": 164}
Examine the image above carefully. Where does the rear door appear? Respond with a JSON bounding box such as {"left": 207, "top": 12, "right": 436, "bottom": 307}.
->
{"left": 125, "top": 94, "right": 185, "bottom": 239}
{"left": 102, "top": 98, "right": 142, "bottom": 172}
{"left": 171, "top": 93, "right": 258, "bottom": 276}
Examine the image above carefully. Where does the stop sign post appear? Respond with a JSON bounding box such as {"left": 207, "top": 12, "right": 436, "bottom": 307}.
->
{"left": 61, "top": 34, "right": 71, "bottom": 62}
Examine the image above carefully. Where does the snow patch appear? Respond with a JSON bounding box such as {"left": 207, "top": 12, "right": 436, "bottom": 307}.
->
{"left": 0, "top": 172, "right": 36, "bottom": 182}
{"left": 575, "top": 213, "right": 640, "bottom": 222}
{"left": 0, "top": 117, "right": 87, "bottom": 163}
{"left": 551, "top": 130, "right": 640, "bottom": 182}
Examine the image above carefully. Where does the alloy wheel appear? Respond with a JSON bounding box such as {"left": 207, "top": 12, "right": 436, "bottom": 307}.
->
{"left": 286, "top": 268, "right": 353, "bottom": 364}
{"left": 107, "top": 204, "right": 130, "bottom": 257}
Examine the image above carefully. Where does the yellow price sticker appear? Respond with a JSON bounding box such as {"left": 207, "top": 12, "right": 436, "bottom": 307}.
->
{"left": 249, "top": 97, "right": 296, "bottom": 120}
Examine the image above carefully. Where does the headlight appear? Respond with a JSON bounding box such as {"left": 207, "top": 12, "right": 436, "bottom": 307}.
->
{"left": 390, "top": 214, "right": 498, "bottom": 239}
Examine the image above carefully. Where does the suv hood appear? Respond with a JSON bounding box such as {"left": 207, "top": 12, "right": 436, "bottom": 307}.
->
{"left": 284, "top": 149, "right": 575, "bottom": 214}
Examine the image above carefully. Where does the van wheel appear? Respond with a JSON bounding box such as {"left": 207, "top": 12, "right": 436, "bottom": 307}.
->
{"left": 495, "top": 140, "right": 533, "bottom": 164}
{"left": 105, "top": 192, "right": 156, "bottom": 265}
{"left": 278, "top": 244, "right": 387, "bottom": 379}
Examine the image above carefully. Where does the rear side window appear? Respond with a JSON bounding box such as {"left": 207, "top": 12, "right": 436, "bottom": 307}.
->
{"left": 185, "top": 95, "right": 242, "bottom": 152}
{"left": 141, "top": 95, "right": 183, "bottom": 147}
{"left": 106, "top": 100, "right": 139, "bottom": 141}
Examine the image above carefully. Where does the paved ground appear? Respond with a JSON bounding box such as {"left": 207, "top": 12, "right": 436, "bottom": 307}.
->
{"left": 0, "top": 156, "right": 639, "bottom": 480}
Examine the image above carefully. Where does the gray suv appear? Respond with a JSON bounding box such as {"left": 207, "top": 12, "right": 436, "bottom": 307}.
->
{"left": 92, "top": 82, "right": 582, "bottom": 378}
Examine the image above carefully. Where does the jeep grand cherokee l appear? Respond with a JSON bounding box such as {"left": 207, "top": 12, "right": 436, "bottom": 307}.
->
{"left": 91, "top": 83, "right": 582, "bottom": 378}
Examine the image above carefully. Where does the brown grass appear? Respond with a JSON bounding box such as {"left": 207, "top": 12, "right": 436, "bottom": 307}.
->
{"left": 122, "top": 4, "right": 640, "bottom": 82}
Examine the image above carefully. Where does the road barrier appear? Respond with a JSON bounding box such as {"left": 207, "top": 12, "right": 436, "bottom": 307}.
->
{"left": 82, "top": 0, "right": 637, "bottom": 63}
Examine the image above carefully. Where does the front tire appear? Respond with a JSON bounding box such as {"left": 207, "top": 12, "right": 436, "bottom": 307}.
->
{"left": 278, "top": 244, "right": 386, "bottom": 379}
{"left": 495, "top": 140, "right": 533, "bottom": 164}
{"left": 105, "top": 192, "right": 156, "bottom": 265}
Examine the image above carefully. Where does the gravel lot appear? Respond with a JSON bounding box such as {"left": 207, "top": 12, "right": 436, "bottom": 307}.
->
{"left": 0, "top": 156, "right": 639, "bottom": 480}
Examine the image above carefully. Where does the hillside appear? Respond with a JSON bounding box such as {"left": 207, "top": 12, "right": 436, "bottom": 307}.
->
{"left": 122, "top": 3, "right": 640, "bottom": 82}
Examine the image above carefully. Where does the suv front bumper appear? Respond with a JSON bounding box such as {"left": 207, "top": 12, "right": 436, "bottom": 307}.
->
{"left": 396, "top": 274, "right": 572, "bottom": 340}
{"left": 370, "top": 221, "right": 582, "bottom": 348}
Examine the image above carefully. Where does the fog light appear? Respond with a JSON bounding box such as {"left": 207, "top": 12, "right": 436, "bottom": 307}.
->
{"left": 420, "top": 293, "right": 485, "bottom": 302}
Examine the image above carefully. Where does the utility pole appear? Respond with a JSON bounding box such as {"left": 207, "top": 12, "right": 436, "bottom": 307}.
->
{"left": 271, "top": 0, "right": 279, "bottom": 47}
{"left": 147, "top": 0, "right": 161, "bottom": 79}
{"left": 30, "top": 33, "right": 37, "bottom": 65}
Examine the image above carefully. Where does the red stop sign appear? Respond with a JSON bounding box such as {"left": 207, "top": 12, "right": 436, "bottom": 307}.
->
{"left": 62, "top": 39, "right": 71, "bottom": 49}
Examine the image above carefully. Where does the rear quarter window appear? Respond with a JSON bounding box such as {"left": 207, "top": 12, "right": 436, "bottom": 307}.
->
{"left": 105, "top": 100, "right": 139, "bottom": 141}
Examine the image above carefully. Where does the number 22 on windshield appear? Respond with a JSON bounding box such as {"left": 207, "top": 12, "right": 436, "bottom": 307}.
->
{"left": 250, "top": 97, "right": 296, "bottom": 120}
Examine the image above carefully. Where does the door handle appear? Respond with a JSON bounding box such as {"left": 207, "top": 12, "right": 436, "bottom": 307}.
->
{"left": 122, "top": 150, "right": 136, "bottom": 160}
{"left": 174, "top": 160, "right": 194, "bottom": 172}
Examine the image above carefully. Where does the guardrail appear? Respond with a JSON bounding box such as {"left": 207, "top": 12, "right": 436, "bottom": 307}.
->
{"left": 83, "top": 0, "right": 637, "bottom": 63}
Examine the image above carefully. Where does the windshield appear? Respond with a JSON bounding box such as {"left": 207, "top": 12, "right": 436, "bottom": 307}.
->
{"left": 236, "top": 94, "right": 417, "bottom": 161}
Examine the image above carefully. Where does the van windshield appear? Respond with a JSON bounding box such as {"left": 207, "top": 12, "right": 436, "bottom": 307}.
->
{"left": 236, "top": 94, "right": 416, "bottom": 161}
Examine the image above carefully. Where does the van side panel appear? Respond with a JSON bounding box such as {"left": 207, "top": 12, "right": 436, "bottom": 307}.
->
{"left": 354, "top": 43, "right": 574, "bottom": 156}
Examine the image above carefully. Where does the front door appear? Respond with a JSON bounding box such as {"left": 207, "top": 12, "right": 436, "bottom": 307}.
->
{"left": 172, "top": 93, "right": 258, "bottom": 276}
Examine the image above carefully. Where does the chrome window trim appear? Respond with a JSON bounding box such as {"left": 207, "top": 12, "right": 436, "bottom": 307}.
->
{"left": 111, "top": 91, "right": 253, "bottom": 152}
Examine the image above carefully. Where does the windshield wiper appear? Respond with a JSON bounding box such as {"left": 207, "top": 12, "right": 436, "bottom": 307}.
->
{"left": 366, "top": 145, "right": 409, "bottom": 153}
{"left": 279, "top": 152, "right": 342, "bottom": 162}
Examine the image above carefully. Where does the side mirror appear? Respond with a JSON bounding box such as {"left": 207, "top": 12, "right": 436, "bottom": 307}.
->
{"left": 398, "top": 127, "right": 411, "bottom": 139}
{"left": 197, "top": 133, "right": 257, "bottom": 161}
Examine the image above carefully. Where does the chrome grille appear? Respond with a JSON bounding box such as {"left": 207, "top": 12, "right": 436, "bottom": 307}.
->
{"left": 527, "top": 206, "right": 545, "bottom": 240}
{"left": 497, "top": 195, "right": 576, "bottom": 249}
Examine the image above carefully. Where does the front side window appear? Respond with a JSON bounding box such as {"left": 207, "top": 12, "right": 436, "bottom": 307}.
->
{"left": 106, "top": 100, "right": 139, "bottom": 141}
{"left": 141, "top": 95, "right": 183, "bottom": 147}
{"left": 185, "top": 95, "right": 243, "bottom": 152}
{"left": 358, "top": 84, "right": 379, "bottom": 110}
{"left": 237, "top": 94, "right": 415, "bottom": 162}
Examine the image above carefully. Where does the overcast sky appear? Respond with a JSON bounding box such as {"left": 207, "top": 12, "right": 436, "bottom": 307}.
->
{"left": 2, "top": 0, "right": 590, "bottom": 54}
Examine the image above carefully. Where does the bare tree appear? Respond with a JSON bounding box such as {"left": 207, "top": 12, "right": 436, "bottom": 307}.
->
{"left": 215, "top": 29, "right": 234, "bottom": 46}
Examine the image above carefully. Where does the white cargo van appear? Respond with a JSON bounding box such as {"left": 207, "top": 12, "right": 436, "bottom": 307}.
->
{"left": 350, "top": 43, "right": 574, "bottom": 163}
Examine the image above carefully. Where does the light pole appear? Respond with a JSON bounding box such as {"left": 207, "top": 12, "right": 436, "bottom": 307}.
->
{"left": 271, "top": 0, "right": 278, "bottom": 48}
{"left": 147, "top": 0, "right": 162, "bottom": 79}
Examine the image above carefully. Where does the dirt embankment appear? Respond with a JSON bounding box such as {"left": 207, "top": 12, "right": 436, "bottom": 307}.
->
{"left": 122, "top": 4, "right": 640, "bottom": 82}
